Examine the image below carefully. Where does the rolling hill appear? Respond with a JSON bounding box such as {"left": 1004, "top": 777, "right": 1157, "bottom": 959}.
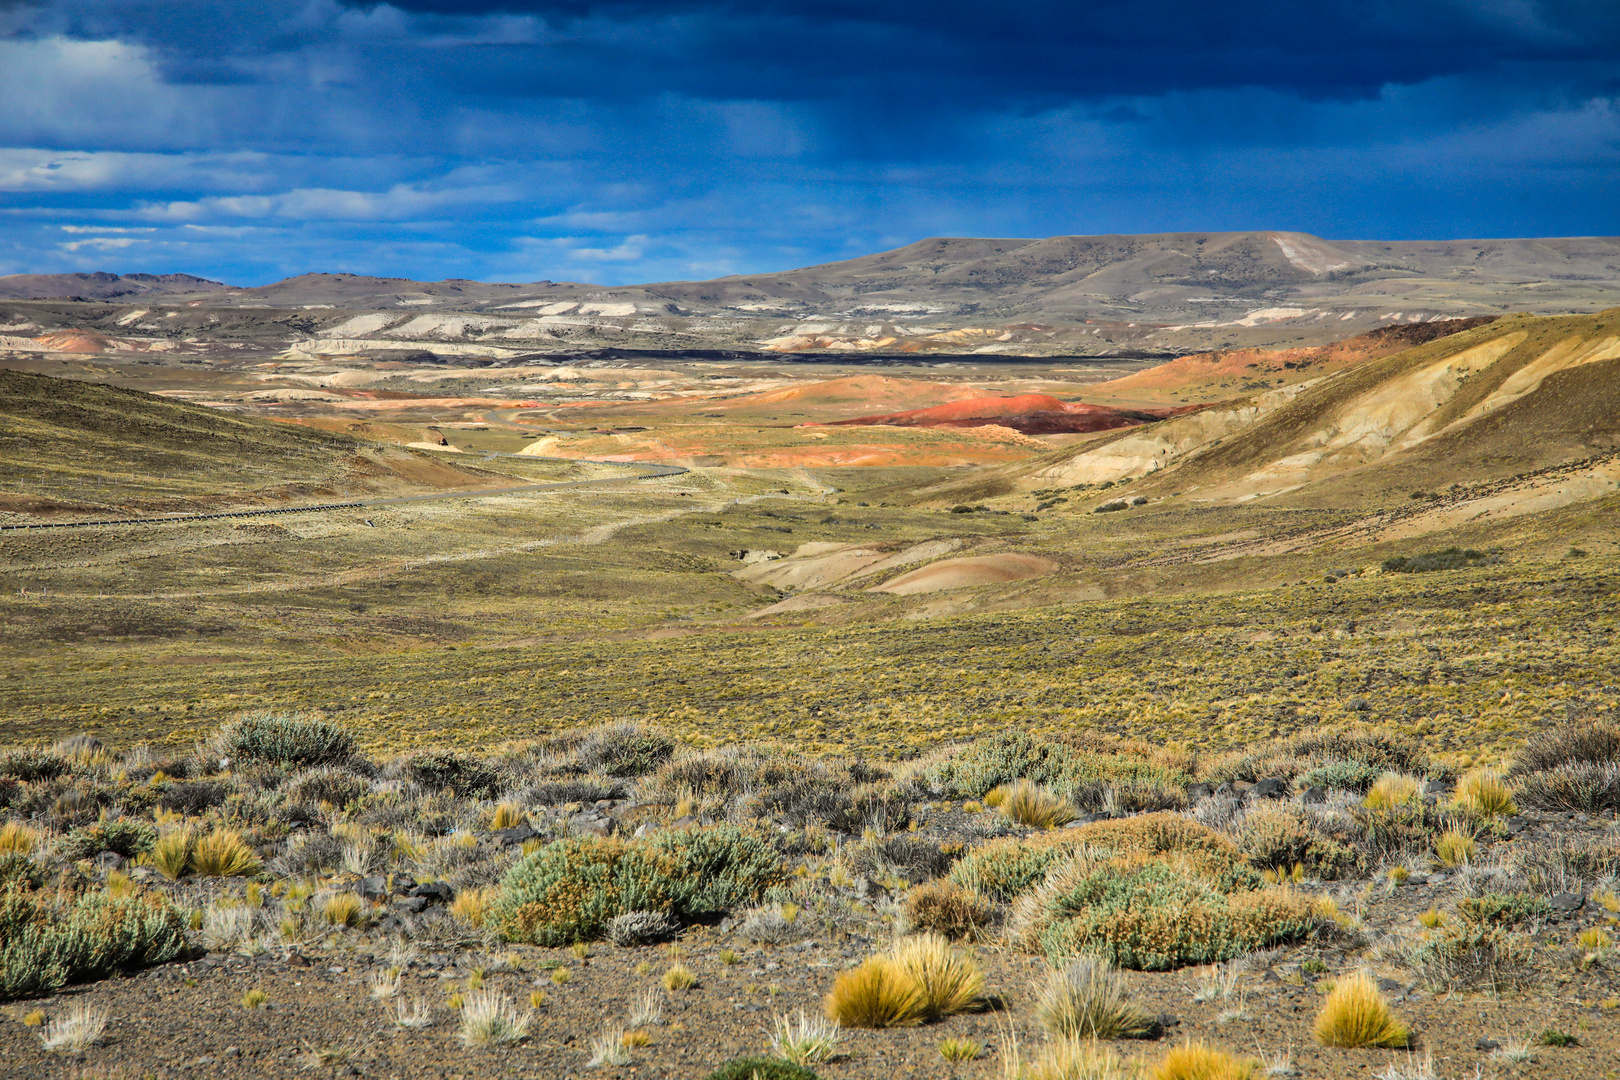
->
{"left": 0, "top": 369, "right": 507, "bottom": 515}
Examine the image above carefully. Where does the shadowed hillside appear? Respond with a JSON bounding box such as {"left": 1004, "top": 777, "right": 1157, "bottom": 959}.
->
{"left": 0, "top": 369, "right": 510, "bottom": 515}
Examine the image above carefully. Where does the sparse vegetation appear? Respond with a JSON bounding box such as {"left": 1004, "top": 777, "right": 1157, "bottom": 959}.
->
{"left": 1034, "top": 955, "right": 1157, "bottom": 1040}
{"left": 1312, "top": 972, "right": 1411, "bottom": 1048}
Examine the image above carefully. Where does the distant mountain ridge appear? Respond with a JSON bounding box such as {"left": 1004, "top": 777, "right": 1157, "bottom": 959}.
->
{"left": 5, "top": 231, "right": 1618, "bottom": 354}
{"left": 0, "top": 271, "right": 228, "bottom": 301}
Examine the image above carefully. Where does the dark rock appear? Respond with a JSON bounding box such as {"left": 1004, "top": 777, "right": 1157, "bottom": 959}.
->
{"left": 1186, "top": 783, "right": 1214, "bottom": 801}
{"left": 285, "top": 953, "right": 310, "bottom": 968}
{"left": 355, "top": 876, "right": 389, "bottom": 901}
{"left": 1067, "top": 812, "right": 1110, "bottom": 826}
{"left": 396, "top": 895, "right": 430, "bottom": 914}
{"left": 1504, "top": 815, "right": 1529, "bottom": 836}
{"left": 1423, "top": 780, "right": 1449, "bottom": 797}
{"left": 1249, "top": 777, "right": 1287, "bottom": 800}
{"left": 1476, "top": 1038, "right": 1502, "bottom": 1052}
{"left": 410, "top": 881, "right": 454, "bottom": 903}
{"left": 571, "top": 814, "right": 616, "bottom": 838}
{"left": 493, "top": 821, "right": 538, "bottom": 847}
{"left": 93, "top": 851, "right": 127, "bottom": 872}
{"left": 1301, "top": 786, "right": 1327, "bottom": 805}
{"left": 1551, "top": 892, "right": 1585, "bottom": 913}
{"left": 391, "top": 874, "right": 417, "bottom": 895}
{"left": 1376, "top": 977, "right": 1403, "bottom": 995}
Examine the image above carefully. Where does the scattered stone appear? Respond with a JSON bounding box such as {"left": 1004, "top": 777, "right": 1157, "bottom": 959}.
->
{"left": 493, "top": 821, "right": 538, "bottom": 847}
{"left": 571, "top": 814, "right": 616, "bottom": 838}
{"left": 1476, "top": 1038, "right": 1502, "bottom": 1052}
{"left": 1504, "top": 815, "right": 1529, "bottom": 836}
{"left": 1249, "top": 777, "right": 1286, "bottom": 799}
{"left": 410, "top": 881, "right": 454, "bottom": 903}
{"left": 93, "top": 851, "right": 127, "bottom": 871}
{"left": 355, "top": 876, "right": 389, "bottom": 901}
{"left": 1551, "top": 892, "right": 1585, "bottom": 913}
{"left": 607, "top": 909, "right": 678, "bottom": 946}
{"left": 1302, "top": 786, "right": 1327, "bottom": 805}
{"left": 396, "top": 896, "right": 430, "bottom": 915}
{"left": 285, "top": 953, "right": 310, "bottom": 968}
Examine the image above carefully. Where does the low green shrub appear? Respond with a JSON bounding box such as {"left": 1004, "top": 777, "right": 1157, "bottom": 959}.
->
{"left": 0, "top": 750, "right": 69, "bottom": 783}
{"left": 705, "top": 1058, "right": 817, "bottom": 1080}
{"left": 493, "top": 825, "right": 786, "bottom": 945}
{"left": 1010, "top": 845, "right": 1312, "bottom": 970}
{"left": 1509, "top": 719, "right": 1620, "bottom": 777}
{"left": 1230, "top": 805, "right": 1361, "bottom": 879}
{"left": 0, "top": 855, "right": 187, "bottom": 998}
{"left": 1515, "top": 761, "right": 1620, "bottom": 813}
{"left": 403, "top": 752, "right": 501, "bottom": 799}
{"left": 950, "top": 814, "right": 1240, "bottom": 901}
{"left": 61, "top": 819, "right": 157, "bottom": 861}
{"left": 571, "top": 722, "right": 677, "bottom": 778}
{"left": 1297, "top": 759, "right": 1382, "bottom": 792}
{"left": 1405, "top": 923, "right": 1533, "bottom": 992}
{"left": 215, "top": 712, "right": 356, "bottom": 768}
{"left": 922, "top": 732, "right": 1191, "bottom": 802}
{"left": 1382, "top": 546, "right": 1498, "bottom": 573}
{"left": 1455, "top": 892, "right": 1549, "bottom": 928}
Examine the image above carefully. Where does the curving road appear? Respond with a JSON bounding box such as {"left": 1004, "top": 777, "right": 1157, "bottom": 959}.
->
{"left": 0, "top": 455, "right": 688, "bottom": 532}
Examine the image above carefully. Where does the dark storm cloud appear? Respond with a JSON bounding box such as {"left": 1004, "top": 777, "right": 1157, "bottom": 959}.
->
{"left": 340, "top": 0, "right": 1620, "bottom": 101}
{"left": 0, "top": 0, "right": 1615, "bottom": 284}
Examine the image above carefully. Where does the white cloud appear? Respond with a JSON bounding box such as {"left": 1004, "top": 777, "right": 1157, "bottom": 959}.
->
{"left": 60, "top": 236, "right": 147, "bottom": 251}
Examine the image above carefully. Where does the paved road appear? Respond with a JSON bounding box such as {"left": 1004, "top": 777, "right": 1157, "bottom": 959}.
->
{"left": 0, "top": 456, "right": 688, "bottom": 532}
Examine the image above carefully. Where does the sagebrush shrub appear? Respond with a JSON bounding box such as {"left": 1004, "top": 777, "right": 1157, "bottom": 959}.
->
{"left": 903, "top": 880, "right": 991, "bottom": 939}
{"left": 0, "top": 860, "right": 187, "bottom": 998}
{"left": 493, "top": 826, "right": 785, "bottom": 945}
{"left": 704, "top": 1058, "right": 819, "bottom": 1080}
{"left": 1515, "top": 761, "right": 1620, "bottom": 813}
{"left": 286, "top": 766, "right": 369, "bottom": 808}
{"left": 571, "top": 721, "right": 677, "bottom": 778}
{"left": 1203, "top": 726, "right": 1428, "bottom": 787}
{"left": 1011, "top": 848, "right": 1312, "bottom": 970}
{"left": 922, "top": 732, "right": 1191, "bottom": 801}
{"left": 1297, "top": 759, "right": 1382, "bottom": 793}
{"left": 1228, "top": 804, "right": 1360, "bottom": 879}
{"left": 215, "top": 711, "right": 356, "bottom": 768}
{"left": 0, "top": 750, "right": 69, "bottom": 783}
{"left": 1509, "top": 719, "right": 1620, "bottom": 776}
{"left": 1405, "top": 923, "right": 1533, "bottom": 992}
{"left": 402, "top": 752, "right": 501, "bottom": 799}
{"left": 60, "top": 819, "right": 156, "bottom": 861}
{"left": 951, "top": 813, "right": 1239, "bottom": 901}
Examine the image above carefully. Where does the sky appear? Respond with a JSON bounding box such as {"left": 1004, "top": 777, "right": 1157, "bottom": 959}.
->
{"left": 0, "top": 0, "right": 1617, "bottom": 286}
